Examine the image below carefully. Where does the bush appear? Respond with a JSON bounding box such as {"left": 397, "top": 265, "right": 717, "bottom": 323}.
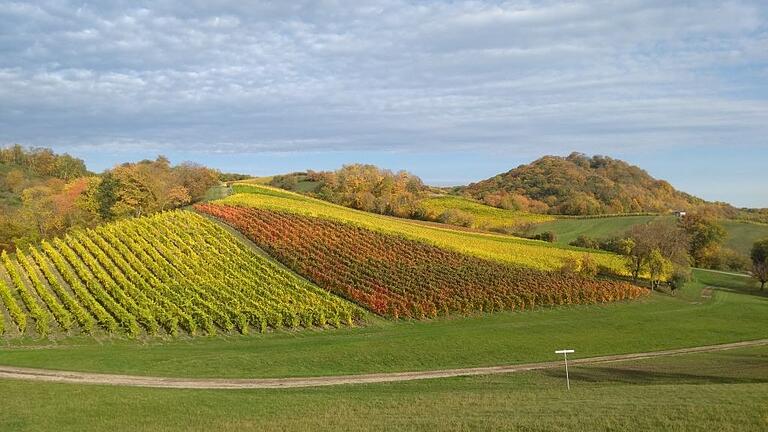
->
{"left": 490, "top": 222, "right": 535, "bottom": 236}
{"left": 669, "top": 266, "right": 692, "bottom": 291}
{"left": 598, "top": 236, "right": 627, "bottom": 254}
{"left": 437, "top": 209, "right": 474, "bottom": 228}
{"left": 531, "top": 231, "right": 556, "bottom": 243}
{"left": 570, "top": 235, "right": 600, "bottom": 249}
{"left": 720, "top": 248, "right": 751, "bottom": 272}
{"left": 559, "top": 254, "right": 598, "bottom": 277}
{"left": 580, "top": 254, "right": 599, "bottom": 277}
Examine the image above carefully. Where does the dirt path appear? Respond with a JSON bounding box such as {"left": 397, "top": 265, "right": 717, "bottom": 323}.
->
{"left": 0, "top": 339, "right": 766, "bottom": 389}
{"left": 694, "top": 268, "right": 752, "bottom": 278}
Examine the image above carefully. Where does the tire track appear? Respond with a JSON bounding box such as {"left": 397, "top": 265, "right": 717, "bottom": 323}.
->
{"left": 0, "top": 338, "right": 766, "bottom": 389}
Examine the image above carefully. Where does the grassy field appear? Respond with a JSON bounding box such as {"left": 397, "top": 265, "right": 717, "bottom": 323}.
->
{"left": 722, "top": 220, "right": 768, "bottom": 255}
{"left": 534, "top": 215, "right": 768, "bottom": 255}
{"left": 221, "top": 184, "right": 625, "bottom": 272}
{"left": 0, "top": 269, "right": 763, "bottom": 378}
{"left": 421, "top": 195, "right": 554, "bottom": 229}
{"left": 0, "top": 345, "right": 765, "bottom": 431}
{"left": 533, "top": 215, "right": 667, "bottom": 246}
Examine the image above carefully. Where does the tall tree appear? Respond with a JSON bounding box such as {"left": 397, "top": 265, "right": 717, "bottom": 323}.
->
{"left": 680, "top": 213, "right": 726, "bottom": 267}
{"left": 751, "top": 239, "right": 768, "bottom": 290}
{"left": 622, "top": 219, "right": 689, "bottom": 282}
{"left": 647, "top": 248, "right": 673, "bottom": 291}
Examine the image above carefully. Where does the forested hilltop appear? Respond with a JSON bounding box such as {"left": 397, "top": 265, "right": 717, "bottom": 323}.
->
{"left": 462, "top": 152, "right": 704, "bottom": 215}
{"left": 0, "top": 145, "right": 244, "bottom": 252}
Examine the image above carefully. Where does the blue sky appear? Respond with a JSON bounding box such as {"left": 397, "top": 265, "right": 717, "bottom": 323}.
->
{"left": 1, "top": 1, "right": 766, "bottom": 207}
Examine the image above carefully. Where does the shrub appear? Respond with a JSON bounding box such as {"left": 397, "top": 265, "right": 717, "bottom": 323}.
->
{"left": 532, "top": 231, "right": 556, "bottom": 243}
{"left": 570, "top": 235, "right": 600, "bottom": 249}
{"left": 669, "top": 266, "right": 692, "bottom": 291}
{"left": 580, "top": 254, "right": 599, "bottom": 277}
{"left": 560, "top": 254, "right": 598, "bottom": 277}
{"left": 437, "top": 209, "right": 474, "bottom": 228}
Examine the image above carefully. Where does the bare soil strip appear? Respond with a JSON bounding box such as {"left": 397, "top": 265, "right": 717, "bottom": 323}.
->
{"left": 0, "top": 339, "right": 766, "bottom": 389}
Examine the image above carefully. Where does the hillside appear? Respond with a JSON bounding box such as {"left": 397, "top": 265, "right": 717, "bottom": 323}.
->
{"left": 1, "top": 145, "right": 222, "bottom": 253}
{"left": 463, "top": 152, "right": 701, "bottom": 215}
{"left": 220, "top": 184, "right": 628, "bottom": 273}
{"left": 420, "top": 196, "right": 554, "bottom": 231}
{"left": 198, "top": 203, "right": 645, "bottom": 317}
{"left": 0, "top": 210, "right": 359, "bottom": 338}
{"left": 533, "top": 215, "right": 768, "bottom": 257}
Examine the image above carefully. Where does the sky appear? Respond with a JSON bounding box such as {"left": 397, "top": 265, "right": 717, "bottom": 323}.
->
{"left": 1, "top": 1, "right": 766, "bottom": 207}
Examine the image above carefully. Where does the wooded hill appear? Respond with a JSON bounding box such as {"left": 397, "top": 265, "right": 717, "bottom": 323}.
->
{"left": 461, "top": 152, "right": 704, "bottom": 216}
{"left": 0, "top": 145, "right": 245, "bottom": 252}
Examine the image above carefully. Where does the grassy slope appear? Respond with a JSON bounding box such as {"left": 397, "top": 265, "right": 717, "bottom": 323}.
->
{"left": 0, "top": 345, "right": 765, "bottom": 431}
{"left": 533, "top": 215, "right": 667, "bottom": 246}
{"left": 0, "top": 269, "right": 763, "bottom": 378}
{"left": 722, "top": 220, "right": 768, "bottom": 255}
{"left": 421, "top": 195, "right": 554, "bottom": 228}
{"left": 535, "top": 215, "right": 768, "bottom": 254}
{"left": 220, "top": 184, "right": 625, "bottom": 272}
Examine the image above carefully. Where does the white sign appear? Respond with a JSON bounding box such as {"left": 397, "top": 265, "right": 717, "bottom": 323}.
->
{"left": 555, "top": 349, "right": 575, "bottom": 390}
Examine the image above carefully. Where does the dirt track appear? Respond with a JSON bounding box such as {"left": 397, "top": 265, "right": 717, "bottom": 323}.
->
{"left": 0, "top": 339, "right": 765, "bottom": 389}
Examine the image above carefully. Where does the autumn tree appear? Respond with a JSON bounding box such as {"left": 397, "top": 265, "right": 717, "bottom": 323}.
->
{"left": 165, "top": 186, "right": 192, "bottom": 209}
{"left": 279, "top": 164, "right": 428, "bottom": 219}
{"left": 647, "top": 249, "right": 673, "bottom": 290}
{"left": 621, "top": 219, "right": 689, "bottom": 282}
{"left": 751, "top": 239, "right": 768, "bottom": 291}
{"left": 679, "top": 213, "right": 726, "bottom": 267}
{"left": 174, "top": 162, "right": 219, "bottom": 201}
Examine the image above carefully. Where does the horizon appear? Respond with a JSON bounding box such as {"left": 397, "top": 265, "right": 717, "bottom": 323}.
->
{"left": 19, "top": 145, "right": 765, "bottom": 209}
{"left": 2, "top": 1, "right": 767, "bottom": 207}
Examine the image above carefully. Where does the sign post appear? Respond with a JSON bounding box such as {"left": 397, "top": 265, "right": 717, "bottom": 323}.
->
{"left": 554, "top": 349, "right": 575, "bottom": 390}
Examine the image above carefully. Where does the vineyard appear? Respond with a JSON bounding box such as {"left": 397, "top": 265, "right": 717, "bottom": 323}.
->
{"left": 197, "top": 204, "right": 647, "bottom": 318}
{"left": 219, "top": 184, "right": 628, "bottom": 273}
{"left": 0, "top": 211, "right": 360, "bottom": 338}
{"left": 421, "top": 196, "right": 555, "bottom": 229}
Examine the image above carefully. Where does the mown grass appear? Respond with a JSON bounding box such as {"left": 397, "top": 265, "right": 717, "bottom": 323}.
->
{"left": 721, "top": 220, "right": 768, "bottom": 255}
{"left": 533, "top": 215, "right": 667, "bottom": 245}
{"left": 534, "top": 215, "right": 768, "bottom": 255}
{"left": 421, "top": 195, "right": 554, "bottom": 229}
{"left": 221, "top": 184, "right": 625, "bottom": 272}
{"left": 0, "top": 269, "right": 763, "bottom": 379}
{"left": 0, "top": 345, "right": 765, "bottom": 431}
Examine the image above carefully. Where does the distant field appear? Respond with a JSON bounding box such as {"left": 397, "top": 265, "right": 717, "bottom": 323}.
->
{"left": 533, "top": 215, "right": 667, "bottom": 245}
{"left": 220, "top": 184, "right": 626, "bottom": 273}
{"left": 421, "top": 195, "right": 554, "bottom": 229}
{"left": 722, "top": 220, "right": 768, "bottom": 255}
{"left": 534, "top": 215, "right": 768, "bottom": 255}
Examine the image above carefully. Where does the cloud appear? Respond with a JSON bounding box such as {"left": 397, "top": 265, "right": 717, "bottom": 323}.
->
{"left": 0, "top": 0, "right": 766, "bottom": 165}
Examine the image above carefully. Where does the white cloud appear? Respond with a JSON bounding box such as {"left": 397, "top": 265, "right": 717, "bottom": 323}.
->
{"left": 0, "top": 0, "right": 766, "bottom": 161}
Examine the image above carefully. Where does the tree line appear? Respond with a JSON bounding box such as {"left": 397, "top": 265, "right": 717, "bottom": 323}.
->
{"left": 460, "top": 153, "right": 766, "bottom": 223}
{"left": 1, "top": 145, "right": 223, "bottom": 252}
{"left": 568, "top": 212, "right": 768, "bottom": 290}
{"left": 270, "top": 164, "right": 432, "bottom": 219}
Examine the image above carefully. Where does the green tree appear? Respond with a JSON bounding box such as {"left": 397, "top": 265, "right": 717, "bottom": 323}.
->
{"left": 647, "top": 248, "right": 673, "bottom": 291}
{"left": 680, "top": 213, "right": 726, "bottom": 267}
{"left": 751, "top": 239, "right": 768, "bottom": 290}
{"left": 95, "top": 173, "right": 119, "bottom": 220}
{"left": 621, "top": 220, "right": 689, "bottom": 282}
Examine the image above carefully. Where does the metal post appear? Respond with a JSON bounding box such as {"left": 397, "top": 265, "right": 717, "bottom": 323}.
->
{"left": 555, "top": 349, "right": 575, "bottom": 391}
